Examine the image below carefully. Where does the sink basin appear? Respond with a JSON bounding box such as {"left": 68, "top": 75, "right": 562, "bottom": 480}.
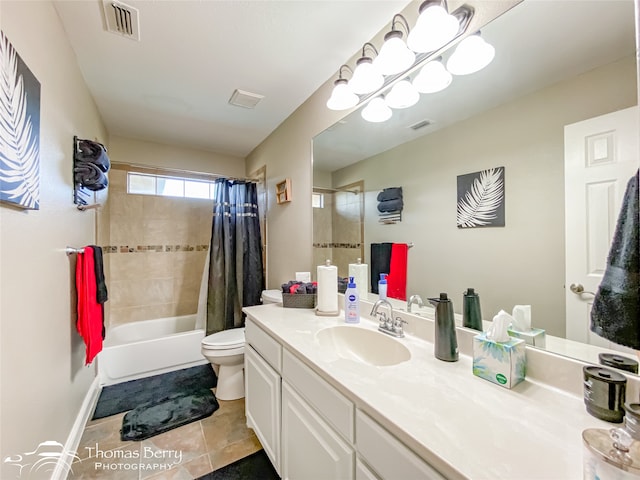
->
{"left": 315, "top": 325, "right": 411, "bottom": 366}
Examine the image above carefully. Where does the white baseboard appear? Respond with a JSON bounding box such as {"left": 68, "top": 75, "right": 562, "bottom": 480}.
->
{"left": 51, "top": 376, "right": 102, "bottom": 480}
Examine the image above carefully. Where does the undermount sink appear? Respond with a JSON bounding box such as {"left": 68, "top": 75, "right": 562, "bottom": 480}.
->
{"left": 315, "top": 325, "right": 411, "bottom": 367}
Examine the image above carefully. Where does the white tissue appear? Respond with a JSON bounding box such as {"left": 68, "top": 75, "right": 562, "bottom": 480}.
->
{"left": 486, "top": 310, "right": 513, "bottom": 342}
{"left": 511, "top": 305, "right": 532, "bottom": 332}
{"left": 295, "top": 271, "right": 311, "bottom": 283}
{"left": 348, "top": 261, "right": 368, "bottom": 298}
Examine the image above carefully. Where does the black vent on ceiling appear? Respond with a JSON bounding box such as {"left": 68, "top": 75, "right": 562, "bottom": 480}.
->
{"left": 409, "top": 120, "right": 433, "bottom": 131}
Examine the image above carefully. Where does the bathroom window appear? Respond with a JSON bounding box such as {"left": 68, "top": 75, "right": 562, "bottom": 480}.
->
{"left": 127, "top": 172, "right": 215, "bottom": 199}
{"left": 312, "top": 192, "right": 324, "bottom": 208}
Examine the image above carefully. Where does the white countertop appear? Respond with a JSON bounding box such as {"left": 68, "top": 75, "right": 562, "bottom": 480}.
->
{"left": 243, "top": 303, "right": 612, "bottom": 480}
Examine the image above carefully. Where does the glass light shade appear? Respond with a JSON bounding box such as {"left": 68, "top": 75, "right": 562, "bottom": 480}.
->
{"left": 407, "top": 5, "right": 460, "bottom": 53}
{"left": 373, "top": 32, "right": 416, "bottom": 76}
{"left": 348, "top": 57, "right": 384, "bottom": 95}
{"left": 412, "top": 60, "right": 452, "bottom": 93}
{"left": 326, "top": 79, "right": 359, "bottom": 111}
{"left": 446, "top": 34, "right": 495, "bottom": 75}
{"left": 361, "top": 97, "right": 392, "bottom": 123}
{"left": 385, "top": 80, "right": 420, "bottom": 109}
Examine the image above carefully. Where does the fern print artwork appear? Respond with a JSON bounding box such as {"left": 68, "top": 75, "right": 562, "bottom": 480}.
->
{"left": 1, "top": 31, "right": 41, "bottom": 210}
{"left": 456, "top": 167, "right": 505, "bottom": 228}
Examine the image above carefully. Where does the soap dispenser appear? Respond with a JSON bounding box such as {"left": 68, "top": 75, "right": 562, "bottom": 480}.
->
{"left": 378, "top": 274, "right": 388, "bottom": 300}
{"left": 428, "top": 293, "right": 459, "bottom": 362}
{"left": 462, "top": 288, "right": 483, "bottom": 331}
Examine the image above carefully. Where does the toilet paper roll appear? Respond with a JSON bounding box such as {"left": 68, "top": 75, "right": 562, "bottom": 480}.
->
{"left": 348, "top": 262, "right": 368, "bottom": 298}
{"left": 317, "top": 262, "right": 338, "bottom": 314}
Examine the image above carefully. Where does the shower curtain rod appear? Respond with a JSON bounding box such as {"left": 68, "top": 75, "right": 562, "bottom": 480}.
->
{"left": 313, "top": 186, "right": 359, "bottom": 195}
{"left": 111, "top": 162, "right": 261, "bottom": 183}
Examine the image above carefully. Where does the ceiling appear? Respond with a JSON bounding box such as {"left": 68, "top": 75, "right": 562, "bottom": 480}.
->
{"left": 313, "top": 0, "right": 637, "bottom": 172}
{"left": 52, "top": 0, "right": 412, "bottom": 159}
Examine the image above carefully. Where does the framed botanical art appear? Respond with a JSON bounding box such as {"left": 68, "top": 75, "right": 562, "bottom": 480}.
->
{"left": 1, "top": 31, "right": 41, "bottom": 210}
{"left": 457, "top": 167, "right": 505, "bottom": 228}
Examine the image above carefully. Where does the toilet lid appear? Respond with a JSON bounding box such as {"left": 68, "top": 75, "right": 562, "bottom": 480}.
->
{"left": 262, "top": 289, "right": 282, "bottom": 303}
{"left": 202, "top": 327, "right": 245, "bottom": 349}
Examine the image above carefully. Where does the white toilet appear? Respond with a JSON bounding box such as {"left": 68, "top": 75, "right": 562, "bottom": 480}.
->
{"left": 201, "top": 327, "right": 245, "bottom": 401}
{"left": 261, "top": 289, "right": 283, "bottom": 305}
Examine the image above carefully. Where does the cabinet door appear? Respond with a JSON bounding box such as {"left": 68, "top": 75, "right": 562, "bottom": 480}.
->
{"left": 245, "top": 345, "right": 281, "bottom": 474}
{"left": 282, "top": 381, "right": 354, "bottom": 480}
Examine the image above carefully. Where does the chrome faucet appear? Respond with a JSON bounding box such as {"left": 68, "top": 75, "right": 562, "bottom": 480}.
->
{"left": 407, "top": 294, "right": 425, "bottom": 313}
{"left": 370, "top": 299, "right": 407, "bottom": 338}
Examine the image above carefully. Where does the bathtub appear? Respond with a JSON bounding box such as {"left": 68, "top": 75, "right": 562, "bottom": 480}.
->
{"left": 99, "top": 314, "right": 207, "bottom": 385}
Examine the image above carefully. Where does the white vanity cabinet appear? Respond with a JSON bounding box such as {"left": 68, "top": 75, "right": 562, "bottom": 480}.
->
{"left": 245, "top": 314, "right": 447, "bottom": 480}
{"left": 282, "top": 381, "right": 354, "bottom": 479}
{"left": 245, "top": 321, "right": 282, "bottom": 474}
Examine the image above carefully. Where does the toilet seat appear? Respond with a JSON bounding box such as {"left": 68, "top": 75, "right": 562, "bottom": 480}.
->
{"left": 202, "top": 327, "right": 245, "bottom": 351}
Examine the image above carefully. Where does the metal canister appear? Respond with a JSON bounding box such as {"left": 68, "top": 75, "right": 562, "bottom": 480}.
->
{"left": 583, "top": 366, "right": 627, "bottom": 423}
{"left": 583, "top": 428, "right": 640, "bottom": 479}
{"left": 600, "top": 353, "right": 639, "bottom": 374}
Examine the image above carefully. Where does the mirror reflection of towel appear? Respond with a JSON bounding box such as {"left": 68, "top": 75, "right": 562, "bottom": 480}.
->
{"left": 387, "top": 243, "right": 408, "bottom": 301}
{"left": 371, "top": 243, "right": 392, "bottom": 294}
{"left": 590, "top": 170, "right": 639, "bottom": 349}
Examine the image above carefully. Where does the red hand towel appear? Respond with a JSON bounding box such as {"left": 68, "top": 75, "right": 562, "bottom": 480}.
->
{"left": 76, "top": 246, "right": 103, "bottom": 365}
{"left": 387, "top": 243, "right": 409, "bottom": 301}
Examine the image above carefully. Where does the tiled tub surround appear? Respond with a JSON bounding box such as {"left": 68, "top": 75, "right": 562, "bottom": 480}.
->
{"left": 242, "top": 301, "right": 635, "bottom": 480}
{"left": 103, "top": 169, "right": 213, "bottom": 327}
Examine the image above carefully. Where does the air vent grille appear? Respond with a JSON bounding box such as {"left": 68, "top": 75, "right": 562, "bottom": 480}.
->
{"left": 229, "top": 89, "right": 264, "bottom": 109}
{"left": 103, "top": 1, "right": 140, "bottom": 41}
{"left": 409, "top": 119, "right": 433, "bottom": 131}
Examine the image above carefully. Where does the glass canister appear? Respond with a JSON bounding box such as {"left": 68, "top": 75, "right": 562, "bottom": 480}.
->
{"left": 583, "top": 428, "right": 640, "bottom": 479}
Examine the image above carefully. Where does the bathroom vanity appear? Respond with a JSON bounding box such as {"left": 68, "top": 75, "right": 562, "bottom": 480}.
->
{"left": 243, "top": 302, "right": 619, "bottom": 479}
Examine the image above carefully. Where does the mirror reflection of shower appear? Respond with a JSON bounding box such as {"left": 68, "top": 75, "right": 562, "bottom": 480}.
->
{"left": 312, "top": 181, "right": 364, "bottom": 278}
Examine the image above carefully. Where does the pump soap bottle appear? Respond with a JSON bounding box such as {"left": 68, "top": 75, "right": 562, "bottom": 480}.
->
{"left": 462, "top": 288, "right": 483, "bottom": 331}
{"left": 344, "top": 277, "right": 360, "bottom": 324}
{"left": 428, "top": 293, "right": 459, "bottom": 362}
{"left": 378, "top": 274, "right": 388, "bottom": 300}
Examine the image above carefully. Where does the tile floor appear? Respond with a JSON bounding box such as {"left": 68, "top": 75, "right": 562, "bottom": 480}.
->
{"left": 71, "top": 392, "right": 262, "bottom": 480}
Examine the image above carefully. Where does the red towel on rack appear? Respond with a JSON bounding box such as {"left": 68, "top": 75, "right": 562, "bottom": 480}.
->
{"left": 76, "top": 246, "right": 103, "bottom": 365}
{"left": 387, "top": 243, "right": 409, "bottom": 301}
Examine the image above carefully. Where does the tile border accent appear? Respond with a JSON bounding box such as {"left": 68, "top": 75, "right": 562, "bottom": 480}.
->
{"left": 313, "top": 243, "right": 361, "bottom": 249}
{"left": 102, "top": 244, "right": 209, "bottom": 254}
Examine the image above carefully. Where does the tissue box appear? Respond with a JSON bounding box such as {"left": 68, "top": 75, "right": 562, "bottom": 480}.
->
{"left": 507, "top": 328, "right": 546, "bottom": 348}
{"left": 473, "top": 333, "right": 526, "bottom": 389}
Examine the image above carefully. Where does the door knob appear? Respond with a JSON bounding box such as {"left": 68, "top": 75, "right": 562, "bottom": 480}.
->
{"left": 570, "top": 283, "right": 596, "bottom": 296}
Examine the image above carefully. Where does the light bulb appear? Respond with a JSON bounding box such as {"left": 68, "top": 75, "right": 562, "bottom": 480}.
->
{"left": 385, "top": 80, "right": 420, "bottom": 109}
{"left": 412, "top": 59, "right": 452, "bottom": 93}
{"left": 349, "top": 57, "right": 384, "bottom": 95}
{"left": 407, "top": 5, "right": 460, "bottom": 53}
{"left": 446, "top": 33, "right": 495, "bottom": 75}
{"left": 326, "top": 79, "right": 359, "bottom": 111}
{"left": 373, "top": 31, "right": 415, "bottom": 76}
{"left": 361, "top": 97, "right": 392, "bottom": 123}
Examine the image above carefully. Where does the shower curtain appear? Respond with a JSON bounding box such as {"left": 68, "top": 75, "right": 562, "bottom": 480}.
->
{"left": 206, "top": 179, "right": 264, "bottom": 335}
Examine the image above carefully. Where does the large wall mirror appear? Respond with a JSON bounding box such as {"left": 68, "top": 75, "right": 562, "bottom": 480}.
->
{"left": 312, "top": 0, "right": 638, "bottom": 370}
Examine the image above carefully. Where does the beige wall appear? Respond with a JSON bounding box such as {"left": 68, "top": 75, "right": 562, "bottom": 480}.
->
{"left": 0, "top": 1, "right": 108, "bottom": 474}
{"left": 331, "top": 56, "right": 637, "bottom": 337}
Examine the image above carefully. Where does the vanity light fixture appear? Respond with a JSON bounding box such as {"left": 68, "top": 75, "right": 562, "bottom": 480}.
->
{"left": 373, "top": 14, "right": 415, "bottom": 76}
{"left": 326, "top": 65, "right": 359, "bottom": 111}
{"left": 361, "top": 96, "right": 392, "bottom": 123}
{"left": 385, "top": 79, "right": 420, "bottom": 109}
{"left": 412, "top": 57, "right": 452, "bottom": 93}
{"left": 446, "top": 31, "right": 495, "bottom": 75}
{"left": 407, "top": 0, "right": 460, "bottom": 53}
{"left": 348, "top": 43, "right": 384, "bottom": 95}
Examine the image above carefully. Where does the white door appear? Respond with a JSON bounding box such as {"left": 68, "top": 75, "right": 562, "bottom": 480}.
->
{"left": 564, "top": 106, "right": 639, "bottom": 346}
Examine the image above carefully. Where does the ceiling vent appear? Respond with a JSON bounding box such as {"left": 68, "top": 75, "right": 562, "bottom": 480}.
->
{"left": 229, "top": 89, "right": 264, "bottom": 109}
{"left": 103, "top": 1, "right": 140, "bottom": 41}
{"left": 409, "top": 119, "right": 433, "bottom": 131}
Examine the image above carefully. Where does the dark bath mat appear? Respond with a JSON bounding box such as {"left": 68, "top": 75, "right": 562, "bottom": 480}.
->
{"left": 120, "top": 389, "right": 219, "bottom": 441}
{"left": 196, "top": 450, "right": 280, "bottom": 480}
{"left": 93, "top": 364, "right": 217, "bottom": 419}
